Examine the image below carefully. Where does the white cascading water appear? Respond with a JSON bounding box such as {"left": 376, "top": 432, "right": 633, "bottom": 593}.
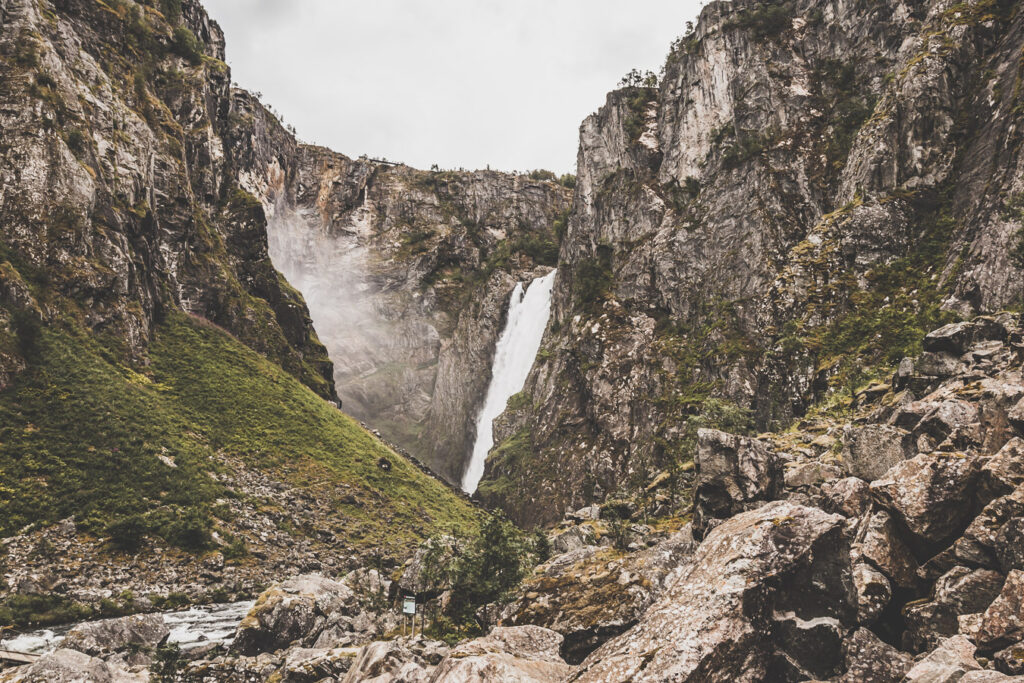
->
{"left": 462, "top": 269, "right": 557, "bottom": 494}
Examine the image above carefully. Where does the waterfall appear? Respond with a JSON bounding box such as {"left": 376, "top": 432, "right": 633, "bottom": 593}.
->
{"left": 462, "top": 270, "right": 557, "bottom": 494}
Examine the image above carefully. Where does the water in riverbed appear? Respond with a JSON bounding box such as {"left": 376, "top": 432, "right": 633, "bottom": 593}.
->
{"left": 0, "top": 600, "right": 254, "bottom": 656}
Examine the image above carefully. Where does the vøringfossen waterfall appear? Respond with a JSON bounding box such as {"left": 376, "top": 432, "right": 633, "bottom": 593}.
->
{"left": 462, "top": 270, "right": 557, "bottom": 494}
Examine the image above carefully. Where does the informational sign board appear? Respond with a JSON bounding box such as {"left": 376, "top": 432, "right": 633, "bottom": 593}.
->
{"left": 402, "top": 596, "right": 416, "bottom": 615}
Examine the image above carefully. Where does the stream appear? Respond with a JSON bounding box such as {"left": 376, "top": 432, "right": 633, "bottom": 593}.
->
{"left": 0, "top": 600, "right": 255, "bottom": 656}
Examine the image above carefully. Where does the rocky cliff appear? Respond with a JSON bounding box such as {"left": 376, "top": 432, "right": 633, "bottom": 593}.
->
{"left": 231, "top": 93, "right": 572, "bottom": 483}
{"left": 0, "top": 0, "right": 478, "bottom": 613}
{"left": 481, "top": 0, "right": 1024, "bottom": 525}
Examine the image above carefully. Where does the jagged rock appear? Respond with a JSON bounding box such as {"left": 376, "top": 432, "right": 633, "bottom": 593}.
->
{"left": 550, "top": 525, "right": 597, "bottom": 555}
{"left": 903, "top": 567, "right": 1006, "bottom": 652}
{"left": 503, "top": 527, "right": 696, "bottom": 664}
{"left": 870, "top": 453, "right": 982, "bottom": 547}
{"left": 233, "top": 575, "right": 360, "bottom": 655}
{"left": 1010, "top": 399, "right": 1024, "bottom": 434}
{"left": 854, "top": 510, "right": 919, "bottom": 590}
{"left": 279, "top": 647, "right": 359, "bottom": 682}
{"left": 983, "top": 439, "right": 1024, "bottom": 499}
{"left": 181, "top": 651, "right": 283, "bottom": 682}
{"left": 924, "top": 323, "right": 978, "bottom": 356}
{"left": 0, "top": 649, "right": 114, "bottom": 683}
{"left": 61, "top": 613, "right": 169, "bottom": 661}
{"left": 994, "top": 641, "right": 1024, "bottom": 676}
{"left": 822, "top": 477, "right": 873, "bottom": 518}
{"left": 340, "top": 637, "right": 443, "bottom": 683}
{"left": 903, "top": 635, "right": 982, "bottom": 682}
{"left": 571, "top": 502, "right": 854, "bottom": 682}
{"left": 977, "top": 570, "right": 1024, "bottom": 651}
{"left": 959, "top": 671, "right": 1024, "bottom": 682}
{"left": 692, "top": 429, "right": 782, "bottom": 538}
{"left": 842, "top": 424, "right": 914, "bottom": 482}
{"left": 836, "top": 627, "right": 913, "bottom": 683}
{"left": 853, "top": 562, "right": 892, "bottom": 625}
{"left": 785, "top": 461, "right": 843, "bottom": 489}
{"left": 953, "top": 485, "right": 1024, "bottom": 570}
{"left": 914, "top": 401, "right": 982, "bottom": 449}
{"left": 428, "top": 626, "right": 572, "bottom": 682}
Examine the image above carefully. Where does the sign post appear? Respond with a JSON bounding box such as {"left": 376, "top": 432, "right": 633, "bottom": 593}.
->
{"left": 403, "top": 596, "right": 416, "bottom": 637}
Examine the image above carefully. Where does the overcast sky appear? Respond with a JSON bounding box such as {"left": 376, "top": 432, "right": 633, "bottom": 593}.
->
{"left": 203, "top": 0, "right": 704, "bottom": 174}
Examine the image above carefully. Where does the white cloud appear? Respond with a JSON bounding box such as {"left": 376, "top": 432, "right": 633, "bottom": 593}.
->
{"left": 203, "top": 0, "right": 704, "bottom": 174}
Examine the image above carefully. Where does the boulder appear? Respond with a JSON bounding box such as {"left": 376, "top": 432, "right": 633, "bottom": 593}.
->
{"left": 503, "top": 527, "right": 696, "bottom": 663}
{"left": 959, "top": 672, "right": 1024, "bottom": 682}
{"left": 870, "top": 453, "right": 982, "bottom": 547}
{"left": 982, "top": 438, "right": 1024, "bottom": 499}
{"left": 924, "top": 322, "right": 977, "bottom": 355}
{"left": 341, "top": 639, "right": 436, "bottom": 683}
{"left": 903, "top": 635, "right": 982, "bottom": 682}
{"left": 842, "top": 424, "right": 913, "bottom": 482}
{"left": 61, "top": 613, "right": 169, "bottom": 661}
{"left": 784, "top": 460, "right": 842, "bottom": 489}
{"left": 852, "top": 562, "right": 892, "bottom": 625}
{"left": 994, "top": 641, "right": 1024, "bottom": 675}
{"left": 232, "top": 574, "right": 358, "bottom": 655}
{"left": 853, "top": 510, "right": 919, "bottom": 590}
{"left": 822, "top": 477, "right": 873, "bottom": 518}
{"left": 915, "top": 351, "right": 965, "bottom": 379}
{"left": 953, "top": 485, "right": 1024, "bottom": 569}
{"left": 428, "top": 626, "right": 572, "bottom": 682}
{"left": 551, "top": 524, "right": 596, "bottom": 554}
{"left": 1010, "top": 399, "right": 1024, "bottom": 434}
{"left": 977, "top": 570, "right": 1024, "bottom": 650}
{"left": 280, "top": 646, "right": 359, "bottom": 682}
{"left": 903, "top": 566, "right": 1005, "bottom": 652}
{"left": 0, "top": 649, "right": 114, "bottom": 683}
{"left": 692, "top": 429, "right": 782, "bottom": 538}
{"left": 571, "top": 502, "right": 854, "bottom": 682}
{"left": 835, "top": 627, "right": 913, "bottom": 682}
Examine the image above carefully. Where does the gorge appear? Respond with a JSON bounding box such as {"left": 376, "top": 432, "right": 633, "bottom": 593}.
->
{"left": 2, "top": 0, "right": 1024, "bottom": 680}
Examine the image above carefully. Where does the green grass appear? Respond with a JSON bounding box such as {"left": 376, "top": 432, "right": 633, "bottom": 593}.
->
{"left": 0, "top": 312, "right": 478, "bottom": 552}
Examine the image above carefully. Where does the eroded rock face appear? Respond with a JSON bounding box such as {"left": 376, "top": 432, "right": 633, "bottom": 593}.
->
{"left": 572, "top": 502, "right": 854, "bottom": 682}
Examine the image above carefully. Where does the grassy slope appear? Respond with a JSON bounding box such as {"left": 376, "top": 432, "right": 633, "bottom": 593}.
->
{"left": 0, "top": 311, "right": 478, "bottom": 552}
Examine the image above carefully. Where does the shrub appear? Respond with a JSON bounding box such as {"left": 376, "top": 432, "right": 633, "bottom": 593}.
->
{"left": 528, "top": 169, "right": 557, "bottom": 182}
{"left": 160, "top": 0, "right": 182, "bottom": 22}
{"left": 107, "top": 514, "right": 147, "bottom": 551}
{"left": 64, "top": 128, "right": 87, "bottom": 156}
{"left": 572, "top": 246, "right": 614, "bottom": 309}
{"left": 171, "top": 27, "right": 203, "bottom": 65}
{"left": 725, "top": 3, "right": 794, "bottom": 41}
{"left": 558, "top": 174, "right": 577, "bottom": 189}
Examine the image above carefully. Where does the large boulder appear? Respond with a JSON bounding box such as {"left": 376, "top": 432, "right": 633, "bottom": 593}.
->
{"left": 502, "top": 527, "right": 696, "bottom": 663}
{"left": 853, "top": 510, "right": 919, "bottom": 590}
{"left": 61, "top": 613, "right": 169, "bottom": 661}
{"left": 428, "top": 626, "right": 573, "bottom": 682}
{"left": 341, "top": 639, "right": 438, "bottom": 683}
{"left": 870, "top": 453, "right": 982, "bottom": 547}
{"left": 692, "top": 429, "right": 782, "bottom": 538}
{"left": 977, "top": 570, "right": 1024, "bottom": 651}
{"left": 903, "top": 566, "right": 1005, "bottom": 652}
{"left": 841, "top": 424, "right": 913, "bottom": 482}
{"left": 571, "top": 502, "right": 855, "bottom": 682}
{"left": 232, "top": 574, "right": 358, "bottom": 655}
{"left": 0, "top": 649, "right": 114, "bottom": 683}
{"left": 836, "top": 627, "right": 913, "bottom": 682}
{"left": 952, "top": 484, "right": 1024, "bottom": 570}
{"left": 280, "top": 646, "right": 360, "bottom": 682}
{"left": 903, "top": 635, "right": 982, "bottom": 682}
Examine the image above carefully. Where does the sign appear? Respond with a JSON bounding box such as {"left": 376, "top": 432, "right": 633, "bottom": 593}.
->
{"left": 402, "top": 596, "right": 416, "bottom": 615}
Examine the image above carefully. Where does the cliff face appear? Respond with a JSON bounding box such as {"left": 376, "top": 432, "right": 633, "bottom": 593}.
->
{"left": 233, "top": 92, "right": 573, "bottom": 483}
{"left": 481, "top": 0, "right": 1024, "bottom": 525}
{"left": 0, "top": 0, "right": 334, "bottom": 399}
{"left": 0, "top": 0, "right": 478, "bottom": 585}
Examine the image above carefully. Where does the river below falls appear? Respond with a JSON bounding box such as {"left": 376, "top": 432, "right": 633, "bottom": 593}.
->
{"left": 0, "top": 600, "right": 255, "bottom": 656}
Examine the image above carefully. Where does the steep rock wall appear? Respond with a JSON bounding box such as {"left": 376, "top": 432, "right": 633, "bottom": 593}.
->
{"left": 482, "top": 0, "right": 1024, "bottom": 525}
